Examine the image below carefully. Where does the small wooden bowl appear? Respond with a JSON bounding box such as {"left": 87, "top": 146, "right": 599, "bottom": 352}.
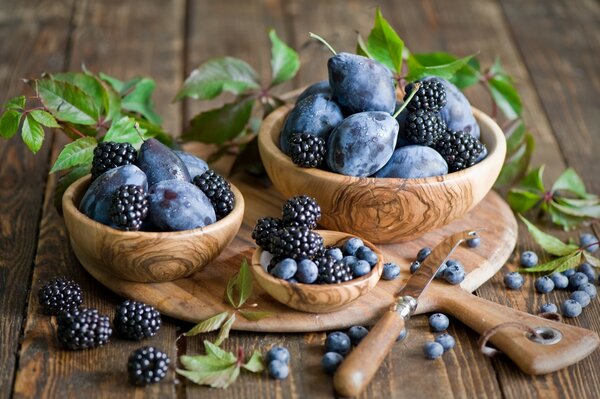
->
{"left": 62, "top": 175, "right": 245, "bottom": 283}
{"left": 258, "top": 105, "right": 506, "bottom": 243}
{"left": 250, "top": 230, "right": 383, "bottom": 313}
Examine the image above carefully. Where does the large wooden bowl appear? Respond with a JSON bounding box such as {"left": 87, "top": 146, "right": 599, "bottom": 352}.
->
{"left": 251, "top": 230, "right": 383, "bottom": 313}
{"left": 63, "top": 175, "right": 245, "bottom": 283}
{"left": 258, "top": 105, "right": 506, "bottom": 243}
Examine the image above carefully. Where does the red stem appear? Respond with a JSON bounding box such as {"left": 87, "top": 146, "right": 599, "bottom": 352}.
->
{"left": 64, "top": 124, "right": 86, "bottom": 139}
{"left": 236, "top": 347, "right": 245, "bottom": 367}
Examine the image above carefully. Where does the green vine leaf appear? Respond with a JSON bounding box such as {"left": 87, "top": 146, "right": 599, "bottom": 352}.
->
{"left": 242, "top": 351, "right": 265, "bottom": 373}
{"left": 21, "top": 114, "right": 44, "bottom": 153}
{"left": 121, "top": 78, "right": 162, "bottom": 125}
{"left": 406, "top": 53, "right": 475, "bottom": 82}
{"left": 487, "top": 76, "right": 522, "bottom": 119}
{"left": 238, "top": 310, "right": 274, "bottom": 322}
{"left": 583, "top": 252, "right": 600, "bottom": 267}
{"left": 214, "top": 313, "right": 236, "bottom": 346}
{"left": 0, "top": 110, "right": 22, "bottom": 139}
{"left": 226, "top": 258, "right": 253, "bottom": 308}
{"left": 50, "top": 136, "right": 97, "bottom": 173}
{"left": 410, "top": 52, "right": 481, "bottom": 89}
{"left": 185, "top": 311, "right": 231, "bottom": 337}
{"left": 30, "top": 110, "right": 60, "bottom": 128}
{"left": 5, "top": 96, "right": 26, "bottom": 111}
{"left": 520, "top": 251, "right": 582, "bottom": 273}
{"left": 37, "top": 78, "right": 99, "bottom": 125}
{"left": 356, "top": 33, "right": 373, "bottom": 59}
{"left": 518, "top": 214, "right": 579, "bottom": 256}
{"left": 366, "top": 7, "right": 404, "bottom": 74}
{"left": 494, "top": 132, "right": 535, "bottom": 189}
{"left": 552, "top": 168, "right": 589, "bottom": 198}
{"left": 269, "top": 29, "right": 300, "bottom": 86}
{"left": 102, "top": 116, "right": 149, "bottom": 148}
{"left": 507, "top": 188, "right": 541, "bottom": 213}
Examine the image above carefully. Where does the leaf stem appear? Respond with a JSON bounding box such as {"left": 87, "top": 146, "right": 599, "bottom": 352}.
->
{"left": 309, "top": 32, "right": 337, "bottom": 55}
{"left": 393, "top": 82, "right": 420, "bottom": 119}
{"left": 236, "top": 347, "right": 245, "bottom": 367}
{"left": 64, "top": 124, "right": 86, "bottom": 139}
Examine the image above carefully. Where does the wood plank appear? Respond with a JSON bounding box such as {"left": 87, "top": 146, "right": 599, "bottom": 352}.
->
{"left": 0, "top": 1, "right": 75, "bottom": 397}
{"left": 12, "top": 1, "right": 185, "bottom": 397}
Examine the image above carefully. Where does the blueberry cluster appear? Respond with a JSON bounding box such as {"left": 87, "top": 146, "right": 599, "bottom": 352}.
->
{"left": 423, "top": 313, "right": 456, "bottom": 359}
{"left": 409, "top": 246, "right": 469, "bottom": 285}
{"left": 81, "top": 139, "right": 235, "bottom": 232}
{"left": 266, "top": 346, "right": 291, "bottom": 380}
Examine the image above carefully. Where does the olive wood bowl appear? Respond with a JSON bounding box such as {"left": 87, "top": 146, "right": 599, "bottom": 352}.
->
{"left": 63, "top": 175, "right": 245, "bottom": 283}
{"left": 258, "top": 105, "right": 506, "bottom": 243}
{"left": 251, "top": 230, "right": 383, "bottom": 313}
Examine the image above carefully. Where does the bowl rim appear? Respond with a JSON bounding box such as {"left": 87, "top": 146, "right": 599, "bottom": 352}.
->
{"left": 63, "top": 174, "right": 245, "bottom": 238}
{"left": 259, "top": 105, "right": 506, "bottom": 185}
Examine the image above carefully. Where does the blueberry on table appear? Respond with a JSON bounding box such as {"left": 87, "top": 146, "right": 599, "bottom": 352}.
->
{"left": 467, "top": 237, "right": 481, "bottom": 248}
{"left": 578, "top": 282, "right": 597, "bottom": 299}
{"left": 562, "top": 269, "right": 576, "bottom": 278}
{"left": 352, "top": 260, "right": 371, "bottom": 277}
{"left": 520, "top": 251, "right": 538, "bottom": 268}
{"left": 504, "top": 272, "right": 524, "bottom": 290}
{"left": 325, "top": 331, "right": 351, "bottom": 355}
{"left": 570, "top": 291, "right": 591, "bottom": 307}
{"left": 580, "top": 233, "right": 599, "bottom": 252}
{"left": 434, "top": 333, "right": 455, "bottom": 352}
{"left": 382, "top": 262, "right": 401, "bottom": 281}
{"left": 271, "top": 258, "right": 298, "bottom": 280}
{"left": 549, "top": 272, "right": 569, "bottom": 290}
{"left": 266, "top": 346, "right": 290, "bottom": 364}
{"left": 343, "top": 238, "right": 364, "bottom": 256}
{"left": 410, "top": 261, "right": 421, "bottom": 274}
{"left": 268, "top": 359, "right": 290, "bottom": 380}
{"left": 443, "top": 260, "right": 465, "bottom": 285}
{"left": 569, "top": 272, "right": 589, "bottom": 291}
{"left": 321, "top": 352, "right": 344, "bottom": 375}
{"left": 397, "top": 329, "right": 408, "bottom": 341}
{"left": 539, "top": 303, "right": 558, "bottom": 313}
{"left": 534, "top": 276, "right": 555, "bottom": 294}
{"left": 423, "top": 341, "right": 444, "bottom": 359}
{"left": 429, "top": 313, "right": 450, "bottom": 332}
{"left": 416, "top": 247, "right": 432, "bottom": 263}
{"left": 347, "top": 325, "right": 369, "bottom": 346}
{"left": 561, "top": 299, "right": 583, "bottom": 318}
{"left": 577, "top": 262, "right": 595, "bottom": 282}
{"left": 295, "top": 80, "right": 331, "bottom": 104}
{"left": 295, "top": 259, "right": 318, "bottom": 284}
{"left": 374, "top": 145, "right": 448, "bottom": 179}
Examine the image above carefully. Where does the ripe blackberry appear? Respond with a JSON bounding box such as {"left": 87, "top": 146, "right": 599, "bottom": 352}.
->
{"left": 91, "top": 141, "right": 137, "bottom": 180}
{"left": 57, "top": 307, "right": 112, "bottom": 350}
{"left": 128, "top": 346, "right": 170, "bottom": 386}
{"left": 110, "top": 185, "right": 149, "bottom": 231}
{"left": 252, "top": 217, "right": 282, "bottom": 252}
{"left": 316, "top": 255, "right": 353, "bottom": 284}
{"left": 38, "top": 277, "right": 83, "bottom": 315}
{"left": 434, "top": 129, "right": 485, "bottom": 172}
{"left": 404, "top": 78, "right": 447, "bottom": 112}
{"left": 193, "top": 170, "right": 235, "bottom": 219}
{"left": 289, "top": 133, "right": 326, "bottom": 168}
{"left": 271, "top": 226, "right": 324, "bottom": 259}
{"left": 114, "top": 300, "right": 161, "bottom": 341}
{"left": 404, "top": 109, "right": 446, "bottom": 146}
{"left": 282, "top": 195, "right": 321, "bottom": 229}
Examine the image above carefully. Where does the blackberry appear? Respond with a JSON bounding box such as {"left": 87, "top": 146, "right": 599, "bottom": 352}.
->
{"left": 128, "top": 346, "right": 170, "bottom": 386}
{"left": 114, "top": 300, "right": 161, "bottom": 341}
{"left": 57, "top": 307, "right": 112, "bottom": 350}
{"left": 282, "top": 195, "right": 321, "bottom": 229}
{"left": 110, "top": 185, "right": 149, "bottom": 231}
{"left": 434, "top": 129, "right": 485, "bottom": 172}
{"left": 404, "top": 109, "right": 445, "bottom": 146}
{"left": 38, "top": 277, "right": 83, "bottom": 315}
{"left": 271, "top": 226, "right": 323, "bottom": 259}
{"left": 404, "top": 78, "right": 447, "bottom": 112}
{"left": 289, "top": 133, "right": 326, "bottom": 168}
{"left": 316, "top": 255, "right": 352, "bottom": 284}
{"left": 91, "top": 141, "right": 137, "bottom": 180}
{"left": 193, "top": 170, "right": 235, "bottom": 219}
{"left": 252, "top": 217, "right": 282, "bottom": 252}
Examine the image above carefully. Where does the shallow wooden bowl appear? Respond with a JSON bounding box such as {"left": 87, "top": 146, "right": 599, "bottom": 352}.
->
{"left": 258, "top": 105, "right": 506, "bottom": 244}
{"left": 250, "top": 230, "right": 383, "bottom": 313}
{"left": 62, "top": 175, "right": 245, "bottom": 283}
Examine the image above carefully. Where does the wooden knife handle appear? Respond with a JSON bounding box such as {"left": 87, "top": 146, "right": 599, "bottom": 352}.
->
{"left": 333, "top": 310, "right": 405, "bottom": 397}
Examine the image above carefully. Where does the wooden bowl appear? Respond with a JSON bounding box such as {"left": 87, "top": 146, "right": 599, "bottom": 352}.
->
{"left": 250, "top": 230, "right": 383, "bottom": 313}
{"left": 258, "top": 105, "right": 506, "bottom": 243}
{"left": 62, "top": 175, "right": 245, "bottom": 283}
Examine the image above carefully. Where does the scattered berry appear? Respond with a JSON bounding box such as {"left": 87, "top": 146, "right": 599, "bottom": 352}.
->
{"left": 416, "top": 247, "right": 432, "bottom": 262}
{"left": 193, "top": 170, "right": 235, "bottom": 219}
{"left": 325, "top": 332, "right": 351, "bottom": 355}
{"left": 128, "top": 346, "right": 170, "bottom": 386}
{"left": 397, "top": 329, "right": 408, "bottom": 341}
{"left": 434, "top": 333, "right": 455, "bottom": 352}
{"left": 570, "top": 291, "right": 591, "bottom": 308}
{"left": 266, "top": 346, "right": 290, "bottom": 364}
{"left": 423, "top": 341, "right": 444, "bottom": 359}
{"left": 57, "top": 307, "right": 112, "bottom": 350}
{"left": 504, "top": 272, "right": 524, "bottom": 290}
{"left": 348, "top": 325, "right": 369, "bottom": 346}
{"left": 270, "top": 226, "right": 323, "bottom": 259}
{"left": 271, "top": 258, "right": 298, "bottom": 280}
{"left": 268, "top": 359, "right": 290, "bottom": 380}
{"left": 466, "top": 237, "right": 481, "bottom": 248}
{"left": 282, "top": 195, "right": 321, "bottom": 229}
{"left": 321, "top": 352, "right": 344, "bottom": 375}
{"left": 549, "top": 272, "right": 569, "bottom": 290}
{"left": 562, "top": 269, "right": 576, "bottom": 277}
{"left": 429, "top": 313, "right": 449, "bottom": 332}
{"left": 404, "top": 78, "right": 447, "bottom": 112}
{"left": 577, "top": 263, "right": 595, "bottom": 282}
{"left": 326, "top": 247, "right": 344, "bottom": 261}
{"left": 91, "top": 141, "right": 137, "bottom": 181}
{"left": 252, "top": 217, "right": 282, "bottom": 252}
{"left": 433, "top": 129, "right": 485, "bottom": 172}
{"left": 569, "top": 272, "right": 589, "bottom": 291}
{"left": 410, "top": 261, "right": 421, "bottom": 274}
{"left": 561, "top": 299, "right": 582, "bottom": 318}
{"left": 580, "top": 233, "right": 599, "bottom": 252}
{"left": 289, "top": 133, "right": 326, "bottom": 168}
{"left": 343, "top": 238, "right": 364, "bottom": 256}
{"left": 38, "top": 277, "right": 82, "bottom": 315}
{"left": 534, "top": 276, "right": 555, "bottom": 294}
{"left": 578, "top": 282, "right": 597, "bottom": 299}
{"left": 443, "top": 260, "right": 465, "bottom": 285}
{"left": 295, "top": 259, "right": 318, "bottom": 284}
{"left": 520, "top": 251, "right": 538, "bottom": 268}
{"left": 539, "top": 303, "right": 558, "bottom": 313}
{"left": 404, "top": 109, "right": 445, "bottom": 145}
{"left": 110, "top": 185, "right": 149, "bottom": 231}
{"left": 114, "top": 300, "right": 161, "bottom": 341}
{"left": 382, "top": 262, "right": 401, "bottom": 280}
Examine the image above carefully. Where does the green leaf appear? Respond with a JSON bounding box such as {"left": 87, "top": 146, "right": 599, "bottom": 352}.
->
{"left": 53, "top": 72, "right": 106, "bottom": 116}
{"left": 520, "top": 165, "right": 546, "bottom": 193}
{"left": 554, "top": 252, "right": 584, "bottom": 273}
{"left": 177, "top": 364, "right": 240, "bottom": 389}
{"left": 242, "top": 351, "right": 265, "bottom": 373}
{"left": 182, "top": 97, "right": 254, "bottom": 144}
{"left": 214, "top": 313, "right": 235, "bottom": 346}
{"left": 177, "top": 340, "right": 243, "bottom": 389}
{"left": 269, "top": 29, "right": 300, "bottom": 86}
{"left": 204, "top": 340, "right": 236, "bottom": 362}
{"left": 30, "top": 110, "right": 60, "bottom": 128}
{"left": 410, "top": 52, "right": 481, "bottom": 89}
{"left": 49, "top": 137, "right": 97, "bottom": 173}
{"left": 102, "top": 116, "right": 148, "bottom": 149}
{"left": 238, "top": 310, "right": 274, "bottom": 322}
{"left": 356, "top": 33, "right": 373, "bottom": 58}
{"left": 552, "top": 168, "right": 588, "bottom": 198}
{"left": 122, "top": 78, "right": 162, "bottom": 125}
{"left": 488, "top": 76, "right": 522, "bottom": 119}
{"left": 0, "top": 110, "right": 21, "bottom": 139}
{"left": 452, "top": 57, "right": 481, "bottom": 89}
{"left": 99, "top": 78, "right": 122, "bottom": 123}
{"left": 583, "top": 252, "right": 600, "bottom": 267}
{"left": 556, "top": 197, "right": 599, "bottom": 208}
{"left": 236, "top": 259, "right": 253, "bottom": 308}
{"left": 518, "top": 214, "right": 579, "bottom": 255}
{"left": 175, "top": 57, "right": 260, "bottom": 101}
{"left": 366, "top": 7, "right": 404, "bottom": 73}
{"left": 54, "top": 163, "right": 91, "bottom": 210}
{"left": 185, "top": 311, "right": 230, "bottom": 336}
{"left": 5, "top": 96, "right": 26, "bottom": 111}
{"left": 505, "top": 120, "right": 526, "bottom": 156}
{"left": 406, "top": 53, "right": 475, "bottom": 81}
{"left": 37, "top": 78, "right": 99, "bottom": 125}
{"left": 99, "top": 72, "right": 142, "bottom": 96}
{"left": 21, "top": 114, "right": 44, "bottom": 153}
{"left": 494, "top": 133, "right": 535, "bottom": 189}
{"left": 507, "top": 188, "right": 541, "bottom": 213}
{"left": 520, "top": 252, "right": 580, "bottom": 273}
{"left": 548, "top": 203, "right": 585, "bottom": 231}
{"left": 551, "top": 201, "right": 600, "bottom": 219}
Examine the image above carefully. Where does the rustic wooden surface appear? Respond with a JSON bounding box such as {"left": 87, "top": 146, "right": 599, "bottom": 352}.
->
{"left": 1, "top": 0, "right": 599, "bottom": 398}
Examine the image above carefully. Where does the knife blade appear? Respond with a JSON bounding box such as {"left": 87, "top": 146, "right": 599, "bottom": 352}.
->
{"left": 333, "top": 229, "right": 480, "bottom": 397}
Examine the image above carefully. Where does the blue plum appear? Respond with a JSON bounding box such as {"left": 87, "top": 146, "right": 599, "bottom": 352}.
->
{"left": 375, "top": 146, "right": 448, "bottom": 178}
{"left": 326, "top": 111, "right": 398, "bottom": 177}
{"left": 174, "top": 150, "right": 209, "bottom": 178}
{"left": 80, "top": 165, "right": 148, "bottom": 225}
{"left": 295, "top": 80, "right": 331, "bottom": 104}
{"left": 147, "top": 180, "right": 216, "bottom": 231}
{"left": 137, "top": 138, "right": 191, "bottom": 186}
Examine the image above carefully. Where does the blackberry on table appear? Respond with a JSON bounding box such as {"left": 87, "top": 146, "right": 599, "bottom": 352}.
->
{"left": 57, "top": 307, "right": 112, "bottom": 350}
{"left": 91, "top": 141, "right": 137, "bottom": 180}
{"left": 404, "top": 78, "right": 447, "bottom": 112}
{"left": 434, "top": 129, "right": 485, "bottom": 172}
{"left": 128, "top": 346, "right": 170, "bottom": 386}
{"left": 404, "top": 109, "right": 445, "bottom": 146}
{"left": 316, "top": 255, "right": 352, "bottom": 284}
{"left": 38, "top": 277, "right": 82, "bottom": 315}
{"left": 114, "top": 300, "right": 161, "bottom": 341}
{"left": 193, "top": 170, "right": 235, "bottom": 219}
{"left": 282, "top": 195, "right": 321, "bottom": 229}
{"left": 110, "top": 185, "right": 149, "bottom": 231}
{"left": 288, "top": 133, "right": 326, "bottom": 168}
{"left": 271, "top": 226, "right": 323, "bottom": 259}
{"left": 252, "top": 217, "right": 282, "bottom": 252}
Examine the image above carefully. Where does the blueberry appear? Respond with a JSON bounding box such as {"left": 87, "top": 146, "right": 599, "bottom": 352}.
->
{"left": 266, "top": 346, "right": 290, "bottom": 364}
{"left": 416, "top": 247, "right": 432, "bottom": 262}
{"left": 578, "top": 282, "right": 597, "bottom": 298}
{"left": 137, "top": 138, "right": 191, "bottom": 186}
{"left": 569, "top": 272, "right": 589, "bottom": 290}
{"left": 271, "top": 258, "right": 298, "bottom": 280}
{"left": 343, "top": 238, "right": 364, "bottom": 256}
{"left": 268, "top": 359, "right": 289, "bottom": 380}
{"left": 580, "top": 233, "right": 599, "bottom": 252}
{"left": 520, "top": 251, "right": 538, "bottom": 268}
{"left": 341, "top": 256, "right": 358, "bottom": 268}
{"left": 435, "top": 262, "right": 448, "bottom": 279}
{"left": 434, "top": 333, "right": 455, "bottom": 352}
{"left": 410, "top": 261, "right": 421, "bottom": 274}
{"left": 534, "top": 276, "right": 555, "bottom": 294}
{"left": 429, "top": 313, "right": 449, "bottom": 332}
{"left": 325, "top": 332, "right": 351, "bottom": 355}
{"left": 428, "top": 77, "right": 480, "bottom": 140}
{"left": 382, "top": 262, "right": 401, "bottom": 280}
{"left": 374, "top": 146, "right": 448, "bottom": 179}
{"left": 296, "top": 80, "right": 330, "bottom": 104}
{"left": 321, "top": 352, "right": 344, "bottom": 375}
{"left": 549, "top": 272, "right": 569, "bottom": 289}
{"left": 356, "top": 247, "right": 378, "bottom": 266}
{"left": 287, "top": 278, "right": 298, "bottom": 284}
{"left": 539, "top": 303, "right": 558, "bottom": 313}
{"left": 347, "top": 325, "right": 369, "bottom": 346}
{"left": 423, "top": 342, "right": 444, "bottom": 359}
{"left": 174, "top": 150, "right": 208, "bottom": 178}
{"left": 467, "top": 237, "right": 481, "bottom": 248}
{"left": 443, "top": 261, "right": 465, "bottom": 285}
{"left": 295, "top": 259, "right": 318, "bottom": 284}
{"left": 352, "top": 260, "right": 371, "bottom": 277}
{"left": 326, "top": 247, "right": 344, "bottom": 261}
{"left": 570, "top": 291, "right": 591, "bottom": 308}
{"left": 503, "top": 272, "right": 524, "bottom": 290}
{"left": 562, "top": 269, "right": 576, "bottom": 278}
{"left": 561, "top": 299, "right": 582, "bottom": 318}
{"left": 397, "top": 329, "right": 408, "bottom": 341}
{"left": 577, "top": 263, "right": 595, "bottom": 282}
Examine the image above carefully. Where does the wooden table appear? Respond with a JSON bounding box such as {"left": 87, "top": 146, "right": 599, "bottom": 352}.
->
{"left": 1, "top": 0, "right": 599, "bottom": 398}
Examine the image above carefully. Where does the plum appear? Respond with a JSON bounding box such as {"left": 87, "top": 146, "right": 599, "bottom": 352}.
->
{"left": 295, "top": 80, "right": 331, "bottom": 104}
{"left": 326, "top": 111, "right": 398, "bottom": 177}
{"left": 137, "top": 138, "right": 191, "bottom": 186}
{"left": 280, "top": 94, "right": 344, "bottom": 154}
{"left": 174, "top": 150, "right": 209, "bottom": 178}
{"left": 80, "top": 165, "right": 148, "bottom": 225}
{"left": 328, "top": 53, "right": 396, "bottom": 115}
{"left": 375, "top": 146, "right": 448, "bottom": 178}
{"left": 147, "top": 179, "right": 216, "bottom": 231}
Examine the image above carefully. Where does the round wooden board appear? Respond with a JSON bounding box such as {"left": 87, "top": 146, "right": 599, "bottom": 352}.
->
{"left": 78, "top": 182, "right": 517, "bottom": 332}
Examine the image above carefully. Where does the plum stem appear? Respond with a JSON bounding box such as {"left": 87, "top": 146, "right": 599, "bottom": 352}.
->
{"left": 133, "top": 122, "right": 145, "bottom": 142}
{"left": 309, "top": 32, "right": 337, "bottom": 55}
{"left": 393, "top": 82, "right": 421, "bottom": 119}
